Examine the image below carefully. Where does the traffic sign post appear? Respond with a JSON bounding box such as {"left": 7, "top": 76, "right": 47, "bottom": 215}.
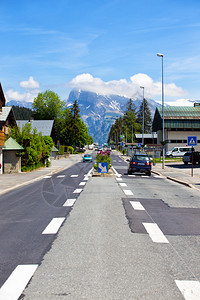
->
{"left": 187, "top": 136, "right": 197, "bottom": 146}
{"left": 187, "top": 136, "right": 197, "bottom": 177}
{"left": 98, "top": 162, "right": 108, "bottom": 173}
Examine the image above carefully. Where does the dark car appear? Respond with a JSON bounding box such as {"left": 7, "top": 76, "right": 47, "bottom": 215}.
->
{"left": 128, "top": 153, "right": 151, "bottom": 176}
{"left": 183, "top": 151, "right": 200, "bottom": 165}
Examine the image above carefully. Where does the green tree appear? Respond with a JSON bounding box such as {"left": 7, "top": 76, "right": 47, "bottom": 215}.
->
{"left": 32, "top": 90, "right": 65, "bottom": 120}
{"left": 136, "top": 98, "right": 152, "bottom": 133}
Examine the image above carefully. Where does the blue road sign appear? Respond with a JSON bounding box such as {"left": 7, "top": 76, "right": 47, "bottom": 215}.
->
{"left": 98, "top": 162, "right": 108, "bottom": 173}
{"left": 120, "top": 142, "right": 124, "bottom": 147}
{"left": 187, "top": 136, "right": 197, "bottom": 146}
{"left": 137, "top": 143, "right": 142, "bottom": 148}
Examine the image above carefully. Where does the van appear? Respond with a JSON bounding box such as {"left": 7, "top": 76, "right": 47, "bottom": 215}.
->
{"left": 166, "top": 147, "right": 193, "bottom": 157}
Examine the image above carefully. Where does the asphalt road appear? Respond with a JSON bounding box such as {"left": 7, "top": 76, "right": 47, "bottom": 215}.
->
{"left": 1, "top": 151, "right": 200, "bottom": 299}
{"left": 0, "top": 157, "right": 94, "bottom": 291}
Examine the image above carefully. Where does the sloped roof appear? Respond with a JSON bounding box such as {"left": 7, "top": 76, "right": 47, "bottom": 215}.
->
{"left": 0, "top": 82, "right": 6, "bottom": 109}
{"left": 17, "top": 120, "right": 54, "bottom": 136}
{"left": 157, "top": 106, "right": 200, "bottom": 120}
{"left": 3, "top": 137, "right": 24, "bottom": 150}
{"left": 0, "top": 106, "right": 12, "bottom": 121}
{"left": 51, "top": 145, "right": 59, "bottom": 152}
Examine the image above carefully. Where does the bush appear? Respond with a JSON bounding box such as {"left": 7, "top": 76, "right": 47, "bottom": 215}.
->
{"left": 66, "top": 146, "right": 74, "bottom": 154}
{"left": 95, "top": 150, "right": 112, "bottom": 170}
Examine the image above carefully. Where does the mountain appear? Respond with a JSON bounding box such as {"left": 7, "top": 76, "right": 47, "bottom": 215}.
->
{"left": 67, "top": 90, "right": 159, "bottom": 145}
{"left": 6, "top": 100, "right": 33, "bottom": 109}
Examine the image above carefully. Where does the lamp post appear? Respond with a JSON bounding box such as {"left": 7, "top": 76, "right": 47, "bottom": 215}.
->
{"left": 140, "top": 86, "right": 144, "bottom": 146}
{"left": 157, "top": 53, "right": 165, "bottom": 169}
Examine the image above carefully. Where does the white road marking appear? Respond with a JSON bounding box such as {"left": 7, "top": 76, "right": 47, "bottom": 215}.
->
{"left": 119, "top": 183, "right": 127, "bottom": 187}
{"left": 0, "top": 264, "right": 38, "bottom": 300}
{"left": 57, "top": 175, "right": 65, "bottom": 178}
{"left": 123, "top": 190, "right": 134, "bottom": 196}
{"left": 116, "top": 178, "right": 123, "bottom": 181}
{"left": 43, "top": 175, "right": 52, "bottom": 179}
{"left": 130, "top": 201, "right": 145, "bottom": 210}
{"left": 79, "top": 182, "right": 86, "bottom": 186}
{"left": 63, "top": 198, "right": 76, "bottom": 207}
{"left": 73, "top": 188, "right": 83, "bottom": 194}
{"left": 143, "top": 223, "right": 169, "bottom": 243}
{"left": 128, "top": 175, "right": 136, "bottom": 177}
{"left": 71, "top": 175, "right": 78, "bottom": 178}
{"left": 84, "top": 176, "right": 89, "bottom": 181}
{"left": 175, "top": 280, "right": 200, "bottom": 300}
{"left": 42, "top": 217, "right": 65, "bottom": 234}
{"left": 112, "top": 166, "right": 122, "bottom": 177}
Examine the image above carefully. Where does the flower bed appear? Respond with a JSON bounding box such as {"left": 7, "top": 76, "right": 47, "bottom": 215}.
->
{"left": 93, "top": 150, "right": 112, "bottom": 171}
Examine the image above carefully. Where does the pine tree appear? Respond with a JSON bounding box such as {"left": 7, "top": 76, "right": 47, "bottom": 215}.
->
{"left": 136, "top": 98, "right": 152, "bottom": 133}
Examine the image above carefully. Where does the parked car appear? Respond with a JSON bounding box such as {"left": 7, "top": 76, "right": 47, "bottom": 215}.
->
{"left": 166, "top": 147, "right": 193, "bottom": 157}
{"left": 183, "top": 151, "right": 200, "bottom": 165}
{"left": 127, "top": 153, "right": 151, "bottom": 176}
{"left": 83, "top": 154, "right": 93, "bottom": 162}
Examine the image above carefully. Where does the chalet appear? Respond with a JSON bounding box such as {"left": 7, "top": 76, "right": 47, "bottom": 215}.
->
{"left": 152, "top": 104, "right": 200, "bottom": 152}
{"left": 0, "top": 83, "right": 17, "bottom": 174}
{"left": 16, "top": 119, "right": 57, "bottom": 141}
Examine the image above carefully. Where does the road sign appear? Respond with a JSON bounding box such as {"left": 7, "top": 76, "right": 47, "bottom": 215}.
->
{"left": 120, "top": 142, "right": 124, "bottom": 147}
{"left": 98, "top": 162, "right": 108, "bottom": 173}
{"left": 137, "top": 143, "right": 142, "bottom": 148}
{"left": 187, "top": 136, "right": 197, "bottom": 146}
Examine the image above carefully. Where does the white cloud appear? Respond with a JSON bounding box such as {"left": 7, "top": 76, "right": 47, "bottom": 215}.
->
{"left": 166, "top": 99, "right": 196, "bottom": 106}
{"left": 68, "top": 73, "right": 187, "bottom": 98}
{"left": 20, "top": 76, "right": 40, "bottom": 89}
{"left": 6, "top": 76, "right": 40, "bottom": 102}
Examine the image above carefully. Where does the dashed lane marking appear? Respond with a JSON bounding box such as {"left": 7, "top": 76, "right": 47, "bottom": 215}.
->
{"left": 175, "top": 280, "right": 200, "bottom": 300}
{"left": 143, "top": 223, "right": 169, "bottom": 243}
{"left": 57, "top": 175, "right": 65, "bottom": 178}
{"left": 119, "top": 183, "right": 127, "bottom": 187}
{"left": 42, "top": 217, "right": 65, "bottom": 234}
{"left": 123, "top": 190, "right": 134, "bottom": 196}
{"left": 130, "top": 201, "right": 145, "bottom": 210}
{"left": 0, "top": 264, "right": 38, "bottom": 300}
{"left": 63, "top": 198, "right": 76, "bottom": 207}
{"left": 71, "top": 175, "right": 79, "bottom": 178}
{"left": 43, "top": 175, "right": 52, "bottom": 179}
{"left": 116, "top": 178, "right": 123, "bottom": 181}
{"left": 128, "top": 174, "right": 136, "bottom": 177}
{"left": 73, "top": 188, "right": 83, "bottom": 194}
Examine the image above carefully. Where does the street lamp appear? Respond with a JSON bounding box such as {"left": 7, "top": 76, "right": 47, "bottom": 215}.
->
{"left": 140, "top": 86, "right": 144, "bottom": 146}
{"left": 157, "top": 53, "right": 165, "bottom": 169}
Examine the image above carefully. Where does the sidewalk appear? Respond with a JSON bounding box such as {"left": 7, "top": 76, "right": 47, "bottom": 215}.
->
{"left": 0, "top": 154, "right": 82, "bottom": 196}
{"left": 120, "top": 154, "right": 200, "bottom": 192}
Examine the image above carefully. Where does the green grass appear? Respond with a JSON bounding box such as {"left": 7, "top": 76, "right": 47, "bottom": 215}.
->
{"left": 152, "top": 157, "right": 182, "bottom": 163}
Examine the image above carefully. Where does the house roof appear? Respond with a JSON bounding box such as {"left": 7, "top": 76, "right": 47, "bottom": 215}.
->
{"left": 17, "top": 120, "right": 54, "bottom": 136}
{"left": 152, "top": 106, "right": 200, "bottom": 131}
{"left": 157, "top": 106, "right": 200, "bottom": 120}
{"left": 3, "top": 137, "right": 24, "bottom": 150}
{"left": 0, "top": 82, "right": 6, "bottom": 109}
{"left": 0, "top": 106, "right": 12, "bottom": 121}
{"left": 51, "top": 145, "right": 59, "bottom": 152}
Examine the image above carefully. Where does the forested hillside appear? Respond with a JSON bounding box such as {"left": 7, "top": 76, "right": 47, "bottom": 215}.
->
{"left": 12, "top": 105, "right": 33, "bottom": 120}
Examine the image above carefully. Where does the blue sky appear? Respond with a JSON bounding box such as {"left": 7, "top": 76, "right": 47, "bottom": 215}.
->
{"left": 0, "top": 0, "right": 200, "bottom": 105}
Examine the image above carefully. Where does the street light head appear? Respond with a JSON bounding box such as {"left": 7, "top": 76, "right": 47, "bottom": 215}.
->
{"left": 140, "top": 86, "right": 144, "bottom": 89}
{"left": 157, "top": 53, "right": 163, "bottom": 57}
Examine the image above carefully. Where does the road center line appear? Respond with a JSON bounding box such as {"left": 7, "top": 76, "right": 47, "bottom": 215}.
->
{"left": 42, "top": 217, "right": 65, "bottom": 234}
{"left": 0, "top": 264, "right": 38, "bottom": 300}
{"left": 73, "top": 188, "right": 83, "bottom": 194}
{"left": 175, "top": 280, "right": 200, "bottom": 300}
{"left": 142, "top": 223, "right": 169, "bottom": 243}
{"left": 123, "top": 190, "right": 134, "bottom": 196}
{"left": 130, "top": 201, "right": 145, "bottom": 210}
{"left": 119, "top": 183, "right": 127, "bottom": 187}
{"left": 63, "top": 199, "right": 76, "bottom": 207}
